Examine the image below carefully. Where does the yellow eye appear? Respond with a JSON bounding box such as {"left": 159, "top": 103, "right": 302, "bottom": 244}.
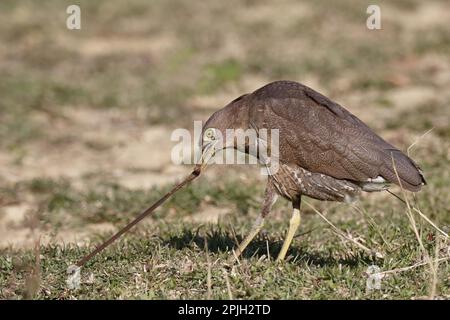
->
{"left": 205, "top": 128, "right": 215, "bottom": 140}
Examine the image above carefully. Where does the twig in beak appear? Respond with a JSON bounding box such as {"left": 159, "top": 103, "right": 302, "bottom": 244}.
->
{"left": 199, "top": 141, "right": 217, "bottom": 170}
{"left": 70, "top": 168, "right": 201, "bottom": 271}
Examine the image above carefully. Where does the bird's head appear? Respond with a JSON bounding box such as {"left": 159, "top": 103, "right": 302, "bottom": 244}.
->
{"left": 199, "top": 111, "right": 231, "bottom": 168}
{"left": 198, "top": 95, "right": 249, "bottom": 170}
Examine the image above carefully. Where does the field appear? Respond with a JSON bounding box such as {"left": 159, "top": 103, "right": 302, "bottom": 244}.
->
{"left": 0, "top": 0, "right": 449, "bottom": 299}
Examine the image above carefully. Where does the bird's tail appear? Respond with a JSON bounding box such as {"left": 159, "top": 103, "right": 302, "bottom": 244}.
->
{"left": 381, "top": 149, "right": 426, "bottom": 192}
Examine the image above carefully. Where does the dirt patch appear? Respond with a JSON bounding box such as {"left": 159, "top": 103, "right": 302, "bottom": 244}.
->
{"left": 1, "top": 107, "right": 186, "bottom": 186}
{"left": 0, "top": 105, "right": 200, "bottom": 248}
{"left": 184, "top": 205, "right": 230, "bottom": 224}
{"left": 388, "top": 86, "right": 435, "bottom": 108}
{"left": 72, "top": 36, "right": 175, "bottom": 59}
{"left": 388, "top": 2, "right": 450, "bottom": 30}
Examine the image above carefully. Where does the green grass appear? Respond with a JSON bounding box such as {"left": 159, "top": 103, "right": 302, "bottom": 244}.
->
{"left": 2, "top": 0, "right": 449, "bottom": 147}
{"left": 1, "top": 173, "right": 449, "bottom": 299}
{"left": 199, "top": 60, "right": 242, "bottom": 94}
{"left": 6, "top": 176, "right": 261, "bottom": 226}
{"left": 0, "top": 0, "right": 449, "bottom": 300}
{"left": 1, "top": 213, "right": 449, "bottom": 299}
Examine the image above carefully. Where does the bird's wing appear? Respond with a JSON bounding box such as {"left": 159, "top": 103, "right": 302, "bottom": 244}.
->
{"left": 248, "top": 82, "right": 425, "bottom": 191}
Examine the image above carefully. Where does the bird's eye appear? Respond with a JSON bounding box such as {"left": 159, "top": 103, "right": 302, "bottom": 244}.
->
{"left": 205, "top": 128, "right": 215, "bottom": 140}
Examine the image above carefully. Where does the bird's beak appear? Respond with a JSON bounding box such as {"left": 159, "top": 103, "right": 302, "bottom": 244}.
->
{"left": 199, "top": 141, "right": 217, "bottom": 170}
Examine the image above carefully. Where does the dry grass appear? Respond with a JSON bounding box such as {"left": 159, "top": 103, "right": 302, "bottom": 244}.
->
{"left": 0, "top": 0, "right": 449, "bottom": 299}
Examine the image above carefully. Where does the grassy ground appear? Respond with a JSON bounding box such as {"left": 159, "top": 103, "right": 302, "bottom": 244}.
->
{"left": 0, "top": 0, "right": 449, "bottom": 299}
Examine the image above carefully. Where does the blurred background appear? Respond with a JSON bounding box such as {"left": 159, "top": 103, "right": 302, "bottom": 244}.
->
{"left": 0, "top": 0, "right": 449, "bottom": 299}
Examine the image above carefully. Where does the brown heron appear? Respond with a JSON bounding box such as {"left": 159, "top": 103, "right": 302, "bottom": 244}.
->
{"left": 70, "top": 80, "right": 426, "bottom": 276}
{"left": 200, "top": 80, "right": 426, "bottom": 262}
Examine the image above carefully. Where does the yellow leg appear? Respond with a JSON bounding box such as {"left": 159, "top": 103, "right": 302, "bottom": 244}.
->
{"left": 234, "top": 216, "right": 265, "bottom": 259}
{"left": 232, "top": 183, "right": 277, "bottom": 261}
{"left": 277, "top": 201, "right": 301, "bottom": 262}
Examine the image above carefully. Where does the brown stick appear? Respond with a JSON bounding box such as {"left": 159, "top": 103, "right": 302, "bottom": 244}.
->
{"left": 76, "top": 167, "right": 201, "bottom": 267}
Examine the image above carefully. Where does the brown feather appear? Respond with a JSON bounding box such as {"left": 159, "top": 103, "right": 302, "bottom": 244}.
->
{"left": 244, "top": 81, "right": 425, "bottom": 191}
{"left": 203, "top": 80, "right": 425, "bottom": 193}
